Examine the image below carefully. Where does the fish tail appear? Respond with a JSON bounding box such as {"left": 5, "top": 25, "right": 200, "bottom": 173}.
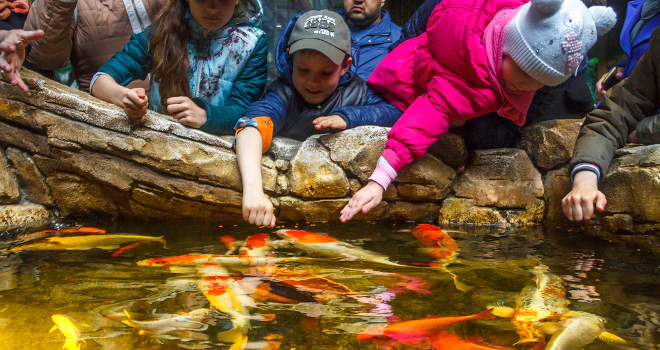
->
{"left": 473, "top": 308, "right": 495, "bottom": 320}
{"left": 157, "top": 236, "right": 168, "bottom": 249}
{"left": 49, "top": 325, "right": 59, "bottom": 333}
{"left": 598, "top": 331, "right": 626, "bottom": 344}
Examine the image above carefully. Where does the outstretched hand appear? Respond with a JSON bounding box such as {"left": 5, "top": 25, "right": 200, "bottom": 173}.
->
{"left": 562, "top": 170, "right": 607, "bottom": 221}
{"left": 167, "top": 96, "right": 207, "bottom": 128}
{"left": 340, "top": 181, "right": 384, "bottom": 222}
{"left": 0, "top": 29, "right": 45, "bottom": 92}
{"left": 242, "top": 190, "right": 276, "bottom": 228}
{"left": 313, "top": 115, "right": 347, "bottom": 130}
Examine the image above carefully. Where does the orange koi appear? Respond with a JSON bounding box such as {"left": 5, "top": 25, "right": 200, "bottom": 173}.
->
{"left": 18, "top": 227, "right": 106, "bottom": 242}
{"left": 112, "top": 242, "right": 144, "bottom": 257}
{"left": 251, "top": 280, "right": 316, "bottom": 304}
{"left": 358, "top": 309, "right": 494, "bottom": 344}
{"left": 220, "top": 236, "right": 236, "bottom": 249}
{"left": 429, "top": 331, "right": 542, "bottom": 350}
{"left": 276, "top": 229, "right": 401, "bottom": 266}
{"left": 412, "top": 224, "right": 458, "bottom": 260}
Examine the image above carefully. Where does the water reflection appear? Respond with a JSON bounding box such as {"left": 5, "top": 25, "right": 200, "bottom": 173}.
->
{"left": 0, "top": 220, "right": 658, "bottom": 349}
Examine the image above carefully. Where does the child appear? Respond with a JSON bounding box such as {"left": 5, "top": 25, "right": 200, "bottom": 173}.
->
{"left": 90, "top": 0, "right": 267, "bottom": 135}
{"left": 235, "top": 10, "right": 403, "bottom": 227}
{"left": 563, "top": 27, "right": 660, "bottom": 221}
{"left": 340, "top": 0, "right": 616, "bottom": 222}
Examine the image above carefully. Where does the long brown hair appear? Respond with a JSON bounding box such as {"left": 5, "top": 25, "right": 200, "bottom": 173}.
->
{"left": 150, "top": 0, "right": 191, "bottom": 107}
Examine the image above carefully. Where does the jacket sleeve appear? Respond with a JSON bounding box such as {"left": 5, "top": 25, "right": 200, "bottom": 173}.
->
{"left": 199, "top": 34, "right": 268, "bottom": 135}
{"left": 97, "top": 31, "right": 151, "bottom": 86}
{"left": 23, "top": 0, "right": 76, "bottom": 70}
{"left": 570, "top": 28, "right": 660, "bottom": 177}
{"left": 332, "top": 87, "right": 402, "bottom": 129}
{"left": 636, "top": 114, "right": 660, "bottom": 144}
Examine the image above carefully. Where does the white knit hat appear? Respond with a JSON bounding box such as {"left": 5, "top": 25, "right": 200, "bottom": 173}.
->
{"left": 503, "top": 0, "right": 617, "bottom": 86}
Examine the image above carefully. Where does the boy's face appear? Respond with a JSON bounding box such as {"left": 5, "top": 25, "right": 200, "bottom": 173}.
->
{"left": 290, "top": 50, "right": 352, "bottom": 105}
{"left": 501, "top": 55, "right": 544, "bottom": 91}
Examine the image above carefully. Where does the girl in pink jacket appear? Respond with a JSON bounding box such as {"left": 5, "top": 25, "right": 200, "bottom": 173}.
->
{"left": 340, "top": 0, "right": 616, "bottom": 222}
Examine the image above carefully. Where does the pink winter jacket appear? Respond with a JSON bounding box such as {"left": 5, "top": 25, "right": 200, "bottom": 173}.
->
{"left": 367, "top": 0, "right": 535, "bottom": 189}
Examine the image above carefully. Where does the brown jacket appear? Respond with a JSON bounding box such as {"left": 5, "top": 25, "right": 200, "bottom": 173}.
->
{"left": 571, "top": 27, "right": 660, "bottom": 177}
{"left": 24, "top": 0, "right": 167, "bottom": 91}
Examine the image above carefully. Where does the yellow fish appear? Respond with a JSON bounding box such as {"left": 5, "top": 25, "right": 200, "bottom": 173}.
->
{"left": 489, "top": 264, "right": 570, "bottom": 343}
{"left": 545, "top": 313, "right": 625, "bottom": 350}
{"left": 50, "top": 314, "right": 83, "bottom": 350}
{"left": 12, "top": 234, "right": 166, "bottom": 251}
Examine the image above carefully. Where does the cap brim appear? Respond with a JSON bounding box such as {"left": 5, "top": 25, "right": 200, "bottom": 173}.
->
{"left": 289, "top": 39, "right": 347, "bottom": 66}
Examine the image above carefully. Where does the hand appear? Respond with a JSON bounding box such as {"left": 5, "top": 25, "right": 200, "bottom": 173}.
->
{"left": 242, "top": 189, "right": 276, "bottom": 227}
{"left": 313, "top": 115, "right": 347, "bottom": 130}
{"left": 595, "top": 67, "right": 623, "bottom": 102}
{"left": 167, "top": 96, "right": 207, "bottom": 128}
{"left": 0, "top": 29, "right": 45, "bottom": 92}
{"left": 122, "top": 88, "right": 149, "bottom": 119}
{"left": 628, "top": 130, "right": 639, "bottom": 144}
{"left": 562, "top": 170, "right": 607, "bottom": 221}
{"left": 340, "top": 181, "right": 384, "bottom": 222}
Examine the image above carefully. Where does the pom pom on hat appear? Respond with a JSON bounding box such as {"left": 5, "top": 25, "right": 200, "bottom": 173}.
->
{"left": 503, "top": 0, "right": 618, "bottom": 86}
{"left": 589, "top": 6, "right": 617, "bottom": 36}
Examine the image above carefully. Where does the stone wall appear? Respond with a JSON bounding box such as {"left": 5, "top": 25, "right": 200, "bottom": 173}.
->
{"left": 1, "top": 70, "right": 659, "bottom": 243}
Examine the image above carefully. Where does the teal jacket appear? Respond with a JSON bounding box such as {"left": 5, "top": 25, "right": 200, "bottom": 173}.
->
{"left": 96, "top": 0, "right": 267, "bottom": 135}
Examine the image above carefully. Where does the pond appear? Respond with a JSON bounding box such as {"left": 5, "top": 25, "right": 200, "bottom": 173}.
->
{"left": 0, "top": 220, "right": 658, "bottom": 350}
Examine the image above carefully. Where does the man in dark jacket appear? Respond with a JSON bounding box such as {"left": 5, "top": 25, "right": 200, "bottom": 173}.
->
{"left": 234, "top": 10, "right": 402, "bottom": 228}
{"left": 563, "top": 27, "right": 660, "bottom": 221}
{"left": 338, "top": 0, "right": 401, "bottom": 81}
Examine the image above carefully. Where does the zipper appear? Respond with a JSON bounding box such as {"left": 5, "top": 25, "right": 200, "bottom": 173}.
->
{"left": 193, "top": 31, "right": 209, "bottom": 97}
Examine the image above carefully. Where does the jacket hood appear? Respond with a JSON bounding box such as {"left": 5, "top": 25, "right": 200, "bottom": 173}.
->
{"left": 275, "top": 11, "right": 358, "bottom": 85}
{"left": 228, "top": 0, "right": 263, "bottom": 27}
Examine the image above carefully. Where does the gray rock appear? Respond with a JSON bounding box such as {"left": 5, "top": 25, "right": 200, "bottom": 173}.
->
{"left": 0, "top": 150, "right": 20, "bottom": 204}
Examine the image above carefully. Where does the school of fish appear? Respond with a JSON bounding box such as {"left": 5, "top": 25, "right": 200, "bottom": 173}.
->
{"left": 11, "top": 225, "right": 628, "bottom": 350}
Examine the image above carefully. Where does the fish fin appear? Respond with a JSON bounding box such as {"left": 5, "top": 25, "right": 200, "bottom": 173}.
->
{"left": 98, "top": 245, "right": 120, "bottom": 250}
{"left": 157, "top": 236, "right": 167, "bottom": 249}
{"left": 476, "top": 308, "right": 496, "bottom": 320}
{"left": 49, "top": 325, "right": 59, "bottom": 333}
{"left": 598, "top": 332, "right": 626, "bottom": 344}
{"left": 218, "top": 325, "right": 248, "bottom": 344}
{"left": 489, "top": 306, "right": 516, "bottom": 318}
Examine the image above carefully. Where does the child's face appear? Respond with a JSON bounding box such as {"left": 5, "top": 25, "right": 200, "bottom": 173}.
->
{"left": 501, "top": 55, "right": 544, "bottom": 91}
{"left": 290, "top": 50, "right": 352, "bottom": 105}
{"left": 187, "top": 0, "right": 238, "bottom": 31}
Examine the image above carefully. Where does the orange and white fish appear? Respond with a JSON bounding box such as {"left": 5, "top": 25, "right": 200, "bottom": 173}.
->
{"left": 195, "top": 264, "right": 253, "bottom": 328}
{"left": 12, "top": 234, "right": 165, "bottom": 251}
{"left": 429, "top": 330, "right": 543, "bottom": 350}
{"left": 137, "top": 254, "right": 308, "bottom": 268}
{"left": 276, "top": 229, "right": 401, "bottom": 266}
{"left": 239, "top": 234, "right": 272, "bottom": 257}
{"left": 17, "top": 227, "right": 106, "bottom": 242}
{"left": 412, "top": 224, "right": 459, "bottom": 261}
{"left": 120, "top": 308, "right": 211, "bottom": 335}
{"left": 251, "top": 280, "right": 317, "bottom": 304}
{"left": 50, "top": 314, "right": 84, "bottom": 350}
{"left": 489, "top": 264, "right": 571, "bottom": 344}
{"left": 357, "top": 309, "right": 494, "bottom": 344}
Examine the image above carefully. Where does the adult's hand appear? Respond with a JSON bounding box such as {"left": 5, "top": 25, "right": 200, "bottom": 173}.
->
{"left": 595, "top": 67, "right": 623, "bottom": 102}
{"left": 0, "top": 29, "right": 45, "bottom": 92}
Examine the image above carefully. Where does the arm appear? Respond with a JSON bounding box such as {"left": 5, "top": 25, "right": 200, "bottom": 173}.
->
{"left": 1, "top": 29, "right": 45, "bottom": 92}
{"left": 635, "top": 113, "right": 660, "bottom": 144}
{"left": 235, "top": 127, "right": 276, "bottom": 227}
{"left": 198, "top": 35, "right": 268, "bottom": 134}
{"left": 23, "top": 0, "right": 76, "bottom": 70}
{"left": 91, "top": 75, "right": 148, "bottom": 119}
{"left": 332, "top": 87, "right": 403, "bottom": 129}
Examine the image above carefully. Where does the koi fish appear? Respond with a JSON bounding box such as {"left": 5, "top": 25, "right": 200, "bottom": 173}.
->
{"left": 357, "top": 308, "right": 494, "bottom": 344}
{"left": 489, "top": 264, "right": 571, "bottom": 344}
{"left": 252, "top": 280, "right": 317, "bottom": 304}
{"left": 137, "top": 254, "right": 308, "bottom": 268}
{"left": 253, "top": 266, "right": 356, "bottom": 298}
{"left": 195, "top": 263, "right": 252, "bottom": 329}
{"left": 12, "top": 234, "right": 166, "bottom": 251}
{"left": 412, "top": 224, "right": 459, "bottom": 260}
{"left": 120, "top": 308, "right": 211, "bottom": 335}
{"left": 545, "top": 314, "right": 625, "bottom": 350}
{"left": 239, "top": 234, "right": 272, "bottom": 257}
{"left": 112, "top": 242, "right": 144, "bottom": 257}
{"left": 429, "top": 330, "right": 529, "bottom": 350}
{"left": 17, "top": 227, "right": 106, "bottom": 242}
{"left": 276, "top": 229, "right": 401, "bottom": 266}
{"left": 50, "top": 314, "right": 83, "bottom": 350}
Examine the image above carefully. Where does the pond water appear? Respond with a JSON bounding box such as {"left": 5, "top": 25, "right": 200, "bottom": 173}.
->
{"left": 0, "top": 220, "right": 658, "bottom": 350}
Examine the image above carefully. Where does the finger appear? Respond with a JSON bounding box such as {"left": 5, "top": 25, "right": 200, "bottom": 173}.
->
{"left": 19, "top": 30, "right": 45, "bottom": 44}
{"left": 572, "top": 198, "right": 584, "bottom": 221}
{"left": 562, "top": 196, "right": 573, "bottom": 221}
{"left": 15, "top": 74, "right": 28, "bottom": 93}
{"left": 135, "top": 88, "right": 146, "bottom": 99}
{"left": 242, "top": 205, "right": 250, "bottom": 221}
{"left": 167, "top": 103, "right": 187, "bottom": 114}
{"left": 166, "top": 96, "right": 187, "bottom": 105}
{"left": 595, "top": 192, "right": 607, "bottom": 212}
{"left": 0, "top": 42, "right": 15, "bottom": 53}
{"left": 361, "top": 197, "right": 379, "bottom": 214}
{"left": 248, "top": 209, "right": 258, "bottom": 225}
{"left": 269, "top": 216, "right": 276, "bottom": 228}
{"left": 255, "top": 210, "right": 267, "bottom": 227}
